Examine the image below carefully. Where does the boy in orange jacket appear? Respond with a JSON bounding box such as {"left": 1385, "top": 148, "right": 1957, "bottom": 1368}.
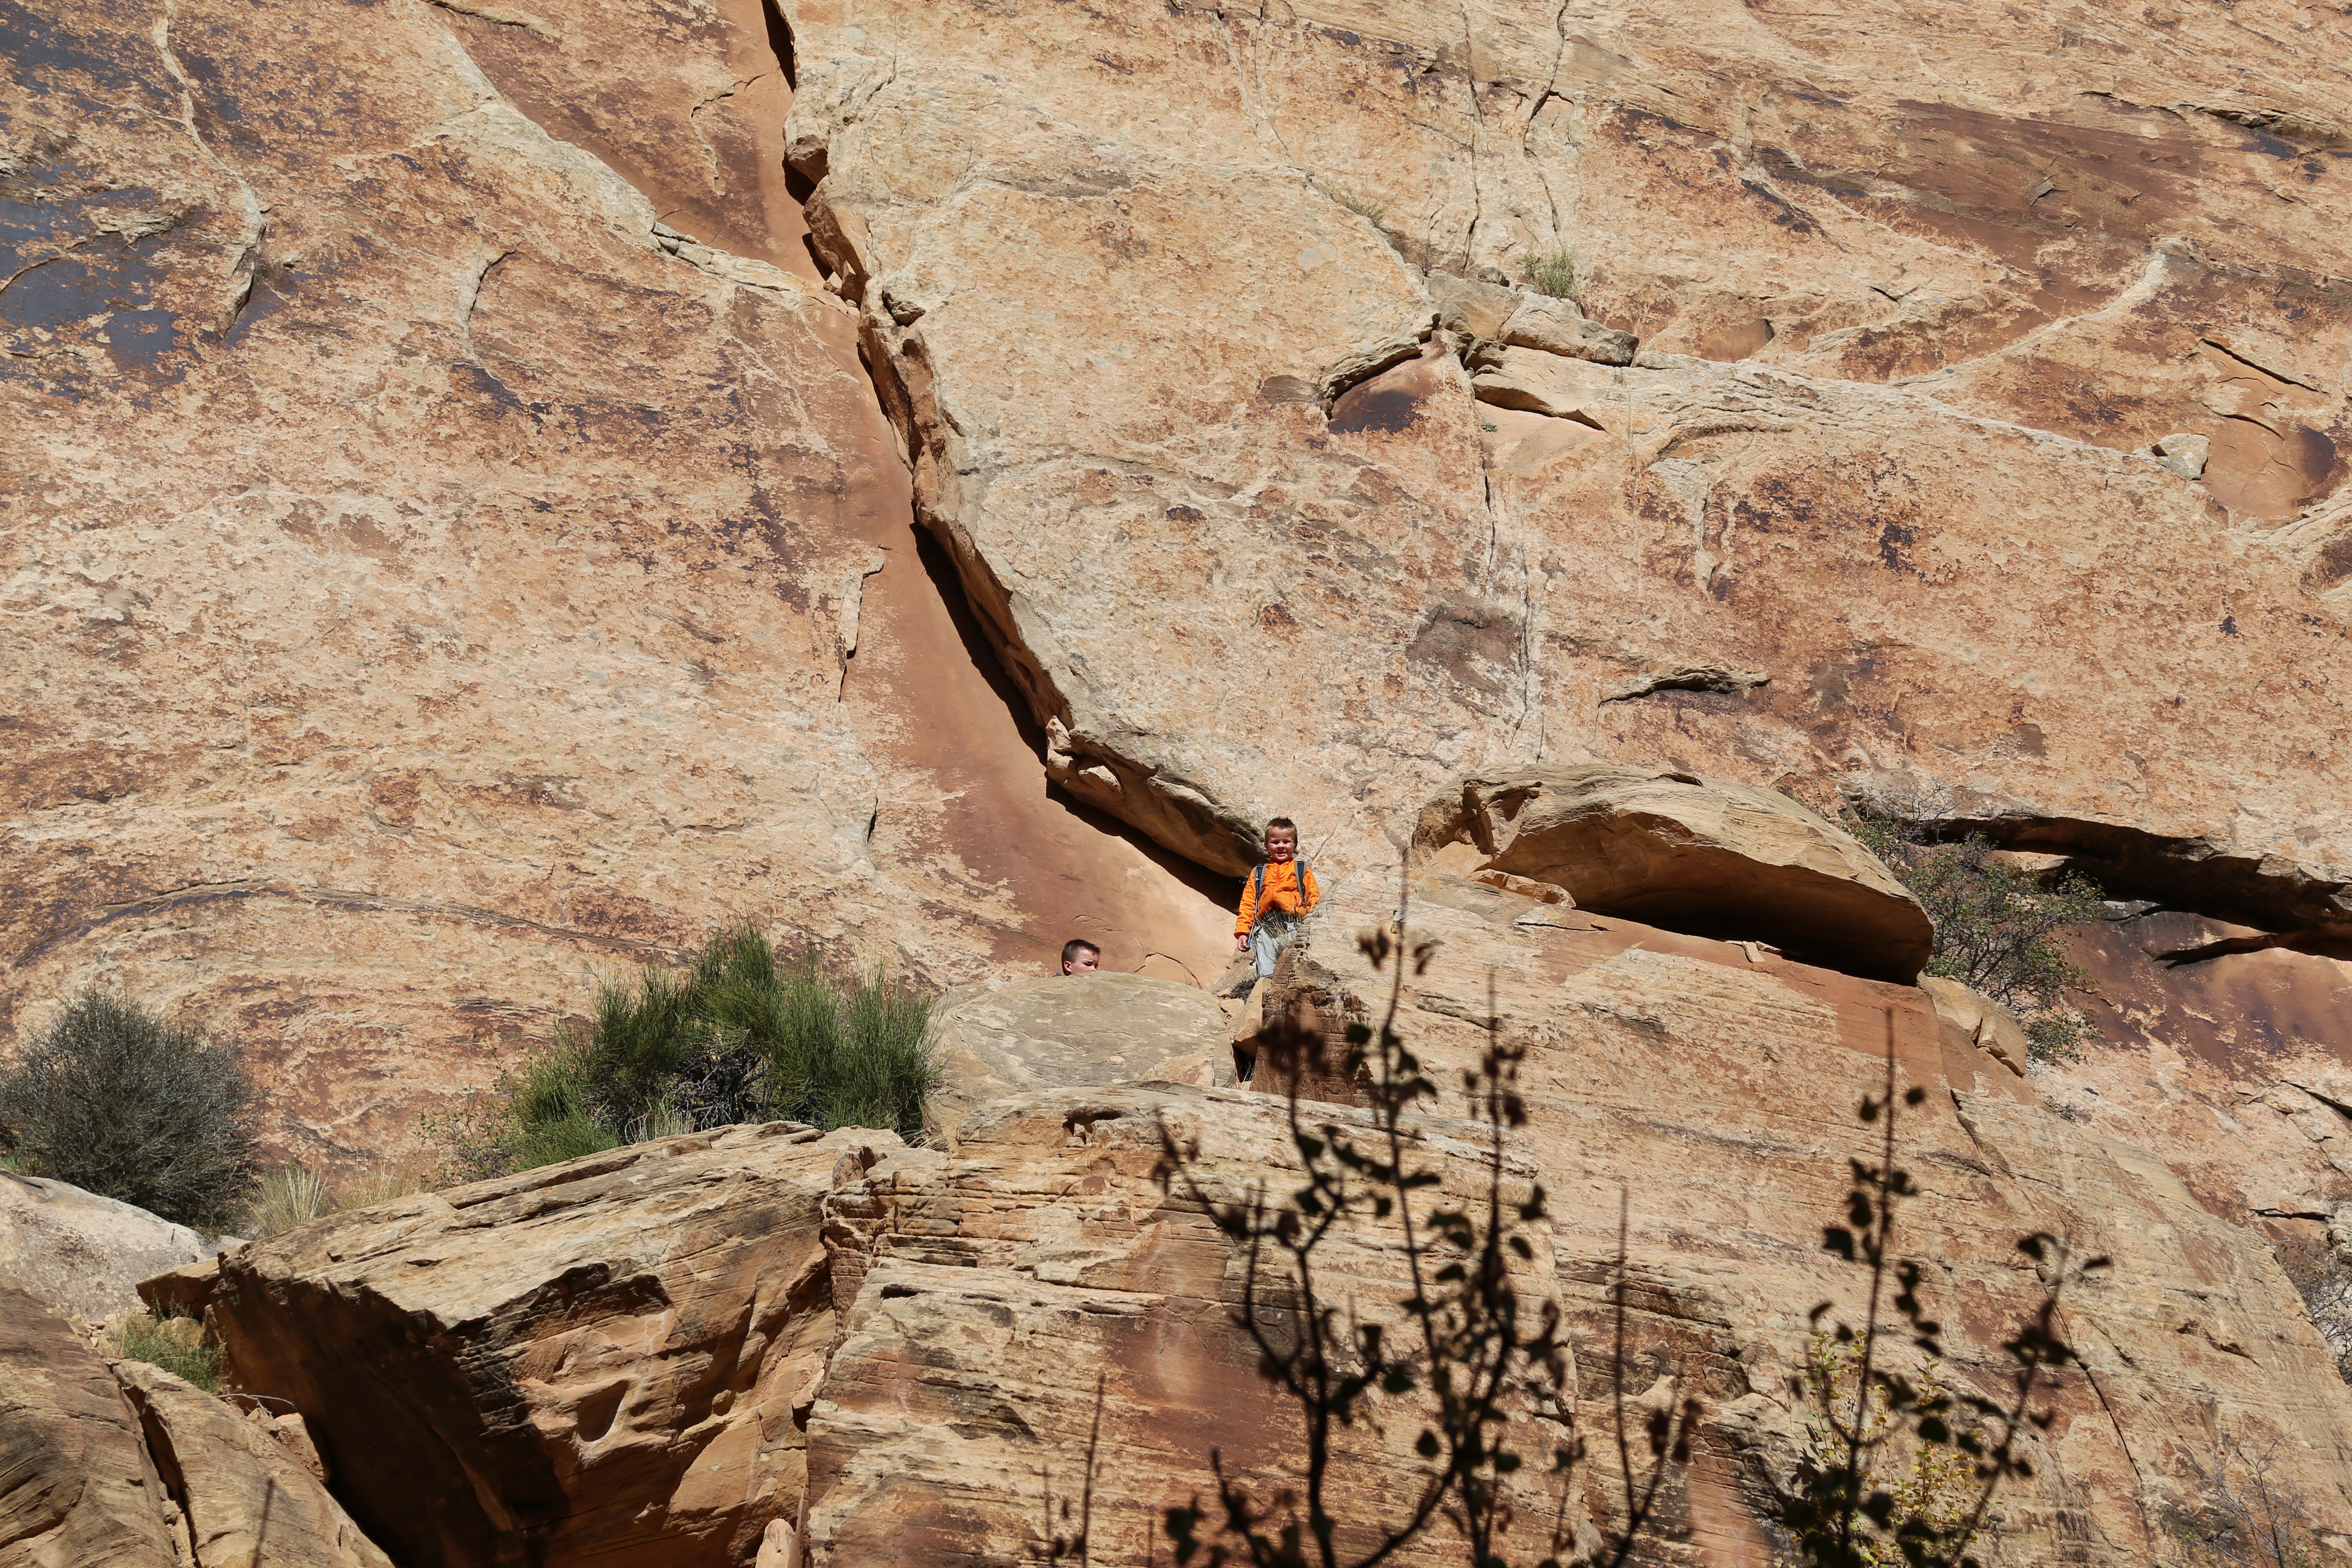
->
{"left": 1235, "top": 817, "right": 1320, "bottom": 980}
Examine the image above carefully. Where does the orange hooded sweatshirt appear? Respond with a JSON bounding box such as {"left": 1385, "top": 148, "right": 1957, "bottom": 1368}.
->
{"left": 1235, "top": 860, "right": 1320, "bottom": 937}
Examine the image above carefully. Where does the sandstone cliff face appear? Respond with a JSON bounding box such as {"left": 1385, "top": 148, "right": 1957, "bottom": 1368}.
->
{"left": 3, "top": 0, "right": 1232, "bottom": 1174}
{"left": 784, "top": 0, "right": 2352, "bottom": 929}
{"left": 1259, "top": 868, "right": 2352, "bottom": 1561}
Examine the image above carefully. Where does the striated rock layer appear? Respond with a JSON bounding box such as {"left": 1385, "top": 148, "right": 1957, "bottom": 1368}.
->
{"left": 146, "top": 1121, "right": 895, "bottom": 1568}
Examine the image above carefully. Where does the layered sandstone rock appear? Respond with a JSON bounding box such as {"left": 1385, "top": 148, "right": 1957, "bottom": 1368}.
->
{"left": 0, "top": 1172, "right": 215, "bottom": 1325}
{"left": 147, "top": 1122, "right": 894, "bottom": 1568}
{"left": 923, "top": 971, "right": 1233, "bottom": 1134}
{"left": 1256, "top": 866, "right": 2352, "bottom": 1560}
{"left": 805, "top": 1085, "right": 1563, "bottom": 1566}
{"left": 110, "top": 1360, "right": 393, "bottom": 1568}
{"left": 1415, "top": 764, "right": 1934, "bottom": 982}
{"left": 0, "top": 1283, "right": 180, "bottom": 1568}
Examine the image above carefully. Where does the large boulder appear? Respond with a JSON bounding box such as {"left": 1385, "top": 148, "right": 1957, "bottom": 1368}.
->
{"left": 1, "top": 1172, "right": 215, "bottom": 1325}
{"left": 924, "top": 973, "right": 1233, "bottom": 1136}
{"left": 145, "top": 1122, "right": 897, "bottom": 1568}
{"left": 1416, "top": 764, "right": 1934, "bottom": 983}
{"left": 0, "top": 1282, "right": 179, "bottom": 1568}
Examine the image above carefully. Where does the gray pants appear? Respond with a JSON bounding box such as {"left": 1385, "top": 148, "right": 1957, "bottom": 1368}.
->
{"left": 1251, "top": 910, "right": 1301, "bottom": 979}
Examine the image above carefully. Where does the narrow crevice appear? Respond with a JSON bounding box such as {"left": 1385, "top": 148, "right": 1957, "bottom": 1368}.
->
{"left": 1891, "top": 806, "right": 2352, "bottom": 941}
{"left": 760, "top": 0, "right": 798, "bottom": 90}
{"left": 908, "top": 526, "right": 1241, "bottom": 913}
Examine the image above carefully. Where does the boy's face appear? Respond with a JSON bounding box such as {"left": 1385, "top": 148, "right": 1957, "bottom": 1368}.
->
{"left": 1063, "top": 947, "right": 1100, "bottom": 974}
{"left": 1265, "top": 827, "right": 1298, "bottom": 862}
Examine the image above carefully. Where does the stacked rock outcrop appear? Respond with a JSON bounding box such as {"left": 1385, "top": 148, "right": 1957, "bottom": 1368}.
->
{"left": 0, "top": 1281, "right": 391, "bottom": 1568}
{"left": 34, "top": 770, "right": 2327, "bottom": 1567}
{"left": 144, "top": 1122, "right": 894, "bottom": 1568}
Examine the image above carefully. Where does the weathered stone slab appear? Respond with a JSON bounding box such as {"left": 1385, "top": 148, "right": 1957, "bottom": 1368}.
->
{"left": 924, "top": 972, "right": 1232, "bottom": 1136}
{"left": 0, "top": 1283, "right": 178, "bottom": 1568}
{"left": 1416, "top": 764, "right": 1934, "bottom": 982}
{"left": 0, "top": 1173, "right": 214, "bottom": 1326}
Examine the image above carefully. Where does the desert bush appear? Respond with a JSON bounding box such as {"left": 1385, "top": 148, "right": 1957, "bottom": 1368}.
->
{"left": 2177, "top": 1426, "right": 2324, "bottom": 1567}
{"left": 435, "top": 925, "right": 938, "bottom": 1176}
{"left": 0, "top": 989, "right": 258, "bottom": 1232}
{"left": 1776, "top": 1056, "right": 2102, "bottom": 1568}
{"left": 109, "top": 1309, "right": 224, "bottom": 1391}
{"left": 2273, "top": 1237, "right": 2352, "bottom": 1384}
{"left": 1845, "top": 816, "right": 2103, "bottom": 1064}
{"left": 1521, "top": 247, "right": 1577, "bottom": 300}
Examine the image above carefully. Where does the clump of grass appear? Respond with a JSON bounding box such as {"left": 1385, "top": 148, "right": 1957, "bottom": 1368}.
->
{"left": 1521, "top": 245, "right": 1577, "bottom": 299}
{"left": 1327, "top": 185, "right": 1388, "bottom": 226}
{"left": 432, "top": 925, "right": 938, "bottom": 1176}
{"left": 109, "top": 1309, "right": 224, "bottom": 1391}
{"left": 248, "top": 1161, "right": 333, "bottom": 1237}
{"left": 0, "top": 990, "right": 258, "bottom": 1232}
{"left": 245, "top": 1159, "right": 432, "bottom": 1237}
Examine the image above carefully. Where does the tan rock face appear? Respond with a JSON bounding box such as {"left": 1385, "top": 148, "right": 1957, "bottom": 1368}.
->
{"left": 805, "top": 1085, "right": 1562, "bottom": 1567}
{"left": 924, "top": 971, "right": 1233, "bottom": 1135}
{"left": 150, "top": 1123, "right": 895, "bottom": 1568}
{"left": 3, "top": 0, "right": 1232, "bottom": 1175}
{"left": 785, "top": 0, "right": 2352, "bottom": 927}
{"left": 111, "top": 1360, "right": 393, "bottom": 1568}
{"left": 0, "top": 1283, "right": 179, "bottom": 1568}
{"left": 1262, "top": 867, "right": 2352, "bottom": 1560}
{"left": 1416, "top": 764, "right": 1934, "bottom": 982}
{"left": 0, "top": 1172, "right": 214, "bottom": 1325}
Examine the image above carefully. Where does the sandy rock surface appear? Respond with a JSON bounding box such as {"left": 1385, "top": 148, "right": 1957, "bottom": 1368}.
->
{"left": 1416, "top": 763, "right": 1934, "bottom": 981}
{"left": 0, "top": 1172, "right": 214, "bottom": 1325}
{"left": 786, "top": 0, "right": 2352, "bottom": 926}
{"left": 3, "top": 0, "right": 1233, "bottom": 1176}
{"left": 147, "top": 1122, "right": 895, "bottom": 1568}
{"left": 806, "top": 1084, "right": 1563, "bottom": 1566}
{"left": 1258, "top": 867, "right": 2352, "bottom": 1560}
{"left": 0, "top": 1283, "right": 180, "bottom": 1568}
{"left": 923, "top": 970, "right": 1234, "bottom": 1135}
{"left": 110, "top": 1359, "right": 393, "bottom": 1568}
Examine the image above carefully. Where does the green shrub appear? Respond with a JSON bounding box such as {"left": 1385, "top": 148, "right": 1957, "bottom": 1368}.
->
{"left": 0, "top": 990, "right": 258, "bottom": 1232}
{"left": 109, "top": 1310, "right": 224, "bottom": 1391}
{"left": 1521, "top": 245, "right": 1576, "bottom": 299}
{"left": 1847, "top": 817, "right": 2103, "bottom": 1063}
{"left": 447, "top": 925, "right": 939, "bottom": 1175}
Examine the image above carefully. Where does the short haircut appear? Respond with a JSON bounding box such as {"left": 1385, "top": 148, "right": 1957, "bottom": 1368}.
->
{"left": 1060, "top": 938, "right": 1100, "bottom": 965}
{"left": 1266, "top": 816, "right": 1297, "bottom": 834}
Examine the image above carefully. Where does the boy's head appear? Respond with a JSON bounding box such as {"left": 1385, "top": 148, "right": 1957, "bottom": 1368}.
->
{"left": 1264, "top": 817, "right": 1298, "bottom": 862}
{"left": 1060, "top": 939, "right": 1101, "bottom": 975}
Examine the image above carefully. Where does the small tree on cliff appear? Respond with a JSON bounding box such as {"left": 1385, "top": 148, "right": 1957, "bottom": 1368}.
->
{"left": 1843, "top": 812, "right": 2104, "bottom": 1064}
